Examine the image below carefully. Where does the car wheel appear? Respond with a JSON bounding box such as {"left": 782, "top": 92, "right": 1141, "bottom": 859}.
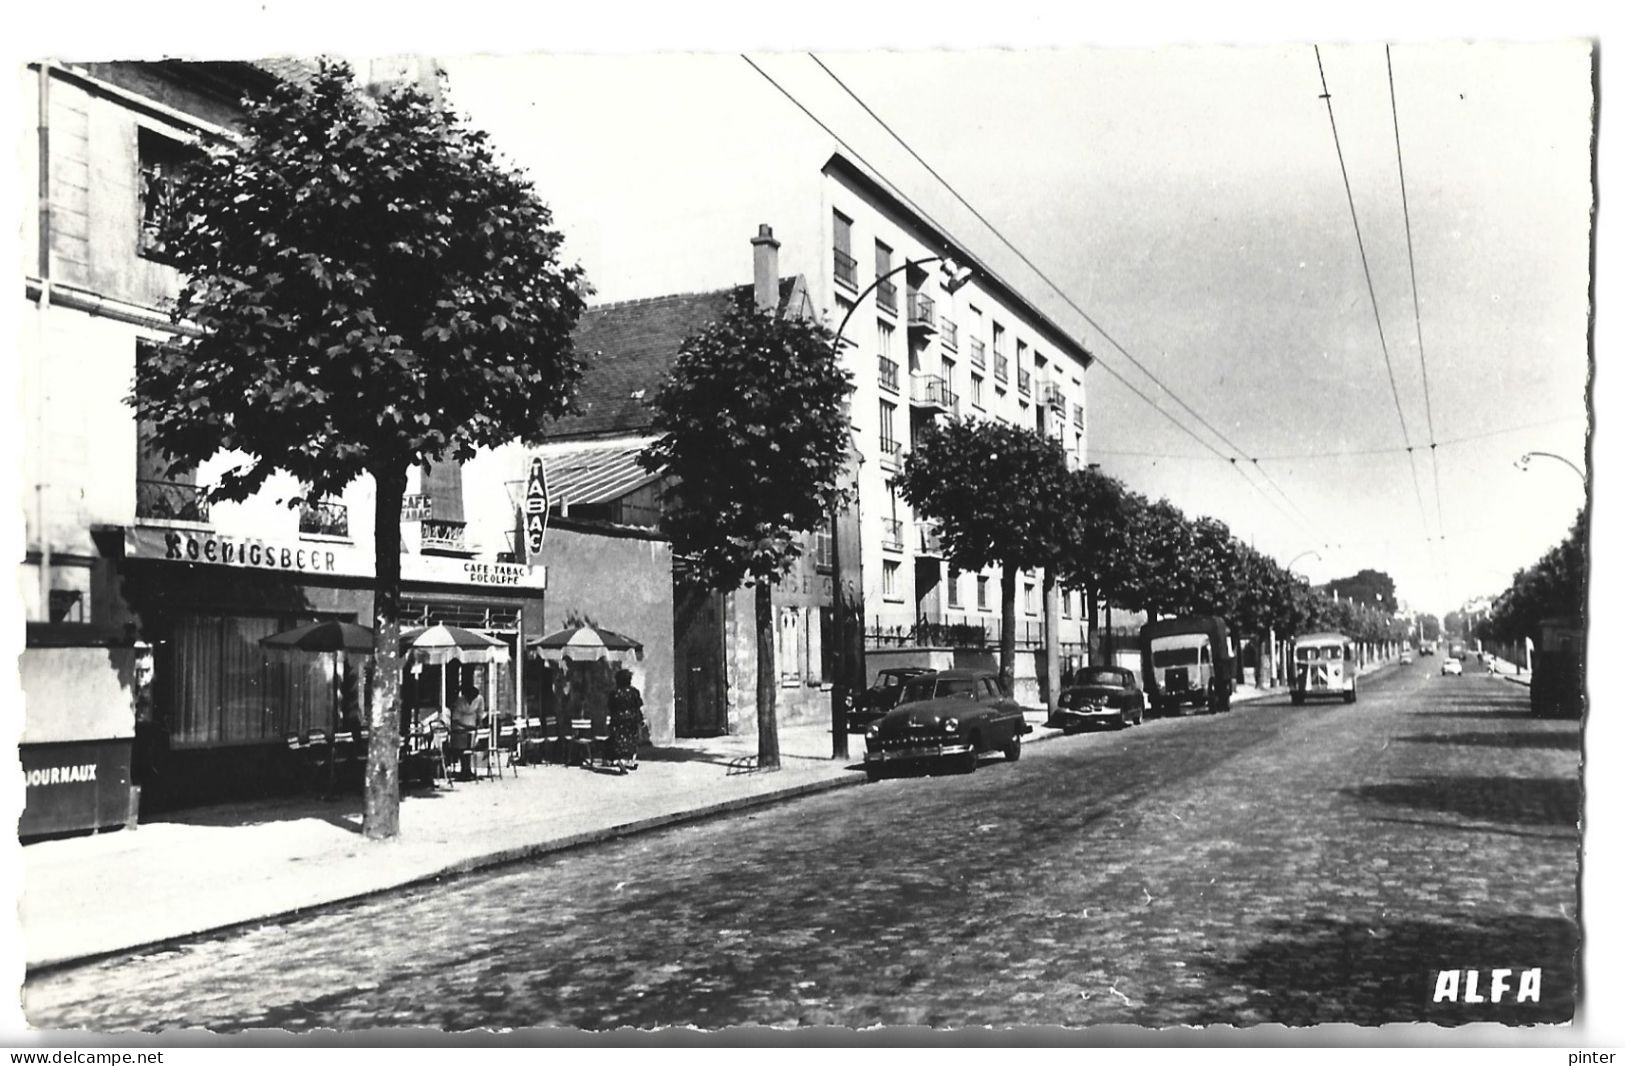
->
{"left": 1291, "top": 692, "right": 1305, "bottom": 706}
{"left": 959, "top": 740, "right": 980, "bottom": 774}
{"left": 1003, "top": 733, "right": 1022, "bottom": 761}
{"left": 866, "top": 766, "right": 884, "bottom": 783}
{"left": 1344, "top": 686, "right": 1357, "bottom": 704}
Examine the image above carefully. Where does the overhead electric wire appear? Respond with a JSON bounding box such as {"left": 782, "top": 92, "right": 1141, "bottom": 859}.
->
{"left": 802, "top": 52, "right": 1325, "bottom": 540}
{"left": 1386, "top": 43, "right": 1453, "bottom": 595}
{"left": 739, "top": 53, "right": 1323, "bottom": 541}
{"left": 1089, "top": 414, "right": 1586, "bottom": 462}
{"left": 1313, "top": 45, "right": 1437, "bottom": 551}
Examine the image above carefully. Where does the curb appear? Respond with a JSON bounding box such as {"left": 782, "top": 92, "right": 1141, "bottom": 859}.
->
{"left": 27, "top": 769, "right": 869, "bottom": 976}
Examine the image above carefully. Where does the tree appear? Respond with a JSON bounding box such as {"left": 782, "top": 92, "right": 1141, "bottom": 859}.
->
{"left": 639, "top": 297, "right": 852, "bottom": 771}
{"left": 897, "top": 420, "right": 1071, "bottom": 691}
{"left": 131, "top": 61, "right": 588, "bottom": 839}
{"left": 1054, "top": 465, "right": 1134, "bottom": 660}
{"left": 1479, "top": 509, "right": 1588, "bottom": 643}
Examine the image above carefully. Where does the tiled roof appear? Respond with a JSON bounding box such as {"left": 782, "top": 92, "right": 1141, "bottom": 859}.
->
{"left": 544, "top": 443, "right": 659, "bottom": 508}
{"left": 551, "top": 278, "right": 797, "bottom": 441}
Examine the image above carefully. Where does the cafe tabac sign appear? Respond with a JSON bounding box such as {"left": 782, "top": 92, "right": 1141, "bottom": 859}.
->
{"left": 125, "top": 526, "right": 547, "bottom": 590}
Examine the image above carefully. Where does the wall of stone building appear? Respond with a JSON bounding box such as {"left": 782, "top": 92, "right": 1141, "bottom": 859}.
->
{"left": 722, "top": 538, "right": 836, "bottom": 736}
{"left": 536, "top": 519, "right": 675, "bottom": 744}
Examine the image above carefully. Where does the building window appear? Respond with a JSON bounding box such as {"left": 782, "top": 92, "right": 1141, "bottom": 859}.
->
{"left": 1024, "top": 580, "right": 1036, "bottom": 615}
{"left": 875, "top": 241, "right": 897, "bottom": 314}
{"left": 138, "top": 128, "right": 198, "bottom": 262}
{"left": 878, "top": 400, "right": 897, "bottom": 456}
{"left": 778, "top": 606, "right": 803, "bottom": 687}
{"left": 877, "top": 320, "right": 894, "bottom": 359}
{"left": 834, "top": 296, "right": 857, "bottom": 343}
{"left": 970, "top": 374, "right": 984, "bottom": 409}
{"left": 947, "top": 567, "right": 962, "bottom": 609}
{"left": 883, "top": 560, "right": 901, "bottom": 600}
{"left": 833, "top": 210, "right": 856, "bottom": 291}
{"left": 977, "top": 575, "right": 990, "bottom": 611}
{"left": 1062, "top": 591, "right": 1072, "bottom": 619}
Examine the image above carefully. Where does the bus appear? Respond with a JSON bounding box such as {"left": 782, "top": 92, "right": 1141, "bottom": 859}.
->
{"left": 1290, "top": 632, "right": 1358, "bottom": 705}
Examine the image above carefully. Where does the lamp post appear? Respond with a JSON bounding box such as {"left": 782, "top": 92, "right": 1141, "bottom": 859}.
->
{"left": 828, "top": 255, "right": 972, "bottom": 759}
{"left": 1515, "top": 451, "right": 1586, "bottom": 488}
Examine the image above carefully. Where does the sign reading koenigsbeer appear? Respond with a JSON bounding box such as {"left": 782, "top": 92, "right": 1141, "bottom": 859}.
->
{"left": 523, "top": 456, "right": 549, "bottom": 559}
{"left": 125, "top": 526, "right": 546, "bottom": 589}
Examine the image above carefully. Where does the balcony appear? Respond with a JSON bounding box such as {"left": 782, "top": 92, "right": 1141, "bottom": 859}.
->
{"left": 878, "top": 436, "right": 902, "bottom": 473}
{"left": 878, "top": 355, "right": 900, "bottom": 394}
{"left": 833, "top": 247, "right": 858, "bottom": 292}
{"left": 1017, "top": 368, "right": 1032, "bottom": 397}
{"left": 881, "top": 518, "right": 905, "bottom": 553}
{"left": 906, "top": 292, "right": 936, "bottom": 336}
{"left": 136, "top": 479, "right": 210, "bottom": 524}
{"left": 876, "top": 279, "right": 898, "bottom": 315}
{"left": 909, "top": 372, "right": 950, "bottom": 413}
{"left": 299, "top": 499, "right": 350, "bottom": 539}
{"left": 916, "top": 520, "right": 945, "bottom": 558}
{"left": 1043, "top": 382, "right": 1067, "bottom": 412}
{"left": 1073, "top": 405, "right": 1086, "bottom": 428}
{"left": 968, "top": 337, "right": 986, "bottom": 370}
{"left": 940, "top": 317, "right": 958, "bottom": 351}
{"left": 993, "top": 353, "right": 1009, "bottom": 384}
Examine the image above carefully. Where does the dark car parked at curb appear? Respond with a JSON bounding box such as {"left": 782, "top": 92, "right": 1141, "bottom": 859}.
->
{"left": 847, "top": 666, "right": 934, "bottom": 734}
{"left": 863, "top": 669, "right": 1030, "bottom": 781}
{"left": 1050, "top": 666, "right": 1146, "bottom": 731}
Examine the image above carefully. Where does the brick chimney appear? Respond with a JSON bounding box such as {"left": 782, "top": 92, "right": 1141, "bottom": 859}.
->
{"left": 751, "top": 224, "right": 781, "bottom": 313}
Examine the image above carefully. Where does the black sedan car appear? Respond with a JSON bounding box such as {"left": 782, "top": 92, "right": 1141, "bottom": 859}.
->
{"left": 847, "top": 666, "right": 934, "bottom": 734}
{"left": 863, "top": 669, "right": 1030, "bottom": 781}
{"left": 1049, "top": 666, "right": 1146, "bottom": 731}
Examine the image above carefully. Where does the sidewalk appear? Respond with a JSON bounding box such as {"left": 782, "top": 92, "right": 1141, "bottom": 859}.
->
{"left": 26, "top": 713, "right": 1072, "bottom": 971}
{"left": 18, "top": 679, "right": 1301, "bottom": 972}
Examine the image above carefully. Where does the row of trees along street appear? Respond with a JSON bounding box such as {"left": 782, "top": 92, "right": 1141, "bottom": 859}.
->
{"left": 897, "top": 419, "right": 1412, "bottom": 691}
{"left": 131, "top": 60, "right": 1410, "bottom": 840}
{"left": 1472, "top": 508, "right": 1589, "bottom": 645}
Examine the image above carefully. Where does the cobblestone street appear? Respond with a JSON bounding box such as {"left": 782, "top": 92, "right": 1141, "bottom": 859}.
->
{"left": 26, "top": 661, "right": 1581, "bottom": 1032}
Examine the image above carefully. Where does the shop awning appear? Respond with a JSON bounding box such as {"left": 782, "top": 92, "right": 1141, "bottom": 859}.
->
{"left": 543, "top": 444, "right": 661, "bottom": 509}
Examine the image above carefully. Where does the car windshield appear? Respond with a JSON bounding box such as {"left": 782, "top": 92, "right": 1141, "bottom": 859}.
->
{"left": 879, "top": 673, "right": 907, "bottom": 688}
{"left": 901, "top": 677, "right": 974, "bottom": 703}
{"left": 1153, "top": 647, "right": 1200, "bottom": 667}
{"left": 1074, "top": 668, "right": 1128, "bottom": 688}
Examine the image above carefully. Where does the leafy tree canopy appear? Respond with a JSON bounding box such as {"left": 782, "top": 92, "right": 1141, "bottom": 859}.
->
{"left": 639, "top": 297, "right": 853, "bottom": 592}
{"left": 897, "top": 419, "right": 1072, "bottom": 575}
{"left": 134, "top": 59, "right": 588, "bottom": 502}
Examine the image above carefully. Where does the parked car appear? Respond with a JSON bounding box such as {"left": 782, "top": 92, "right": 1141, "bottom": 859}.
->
{"left": 864, "top": 669, "right": 1029, "bottom": 781}
{"left": 1050, "top": 666, "right": 1146, "bottom": 731}
{"left": 847, "top": 667, "right": 934, "bottom": 734}
{"left": 1441, "top": 657, "right": 1463, "bottom": 676}
{"left": 1399, "top": 651, "right": 1413, "bottom": 665}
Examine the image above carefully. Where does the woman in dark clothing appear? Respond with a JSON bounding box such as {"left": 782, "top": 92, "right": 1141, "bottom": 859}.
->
{"left": 605, "top": 668, "right": 645, "bottom": 773}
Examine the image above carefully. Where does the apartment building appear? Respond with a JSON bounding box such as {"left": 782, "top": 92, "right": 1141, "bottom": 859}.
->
{"left": 18, "top": 59, "right": 545, "bottom": 821}
{"left": 818, "top": 155, "right": 1095, "bottom": 666}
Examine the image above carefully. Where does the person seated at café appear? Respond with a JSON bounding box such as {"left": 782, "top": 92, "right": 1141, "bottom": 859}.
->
{"left": 451, "top": 684, "right": 484, "bottom": 740}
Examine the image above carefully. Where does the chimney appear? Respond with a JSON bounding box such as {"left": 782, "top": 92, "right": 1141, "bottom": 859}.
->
{"left": 751, "top": 224, "right": 781, "bottom": 313}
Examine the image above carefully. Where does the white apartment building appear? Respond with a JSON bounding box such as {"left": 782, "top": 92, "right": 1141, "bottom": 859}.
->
{"left": 818, "top": 154, "right": 1094, "bottom": 653}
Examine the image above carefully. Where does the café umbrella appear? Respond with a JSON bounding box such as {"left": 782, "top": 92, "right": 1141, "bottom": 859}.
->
{"left": 400, "top": 624, "right": 512, "bottom": 764}
{"left": 259, "top": 620, "right": 374, "bottom": 733}
{"left": 530, "top": 622, "right": 644, "bottom": 664}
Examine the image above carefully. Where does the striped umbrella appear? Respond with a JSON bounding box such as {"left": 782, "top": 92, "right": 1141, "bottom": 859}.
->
{"left": 529, "top": 622, "right": 644, "bottom": 664}
{"left": 399, "top": 623, "right": 511, "bottom": 666}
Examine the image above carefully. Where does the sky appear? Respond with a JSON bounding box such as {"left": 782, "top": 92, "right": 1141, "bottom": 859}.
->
{"left": 437, "top": 40, "right": 1593, "bottom": 618}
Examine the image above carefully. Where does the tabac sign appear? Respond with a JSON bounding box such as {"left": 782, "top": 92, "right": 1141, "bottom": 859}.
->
{"left": 125, "top": 526, "right": 546, "bottom": 590}
{"left": 523, "top": 456, "right": 549, "bottom": 559}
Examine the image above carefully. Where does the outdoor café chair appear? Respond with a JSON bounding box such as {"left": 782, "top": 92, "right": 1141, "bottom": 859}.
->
{"left": 568, "top": 717, "right": 599, "bottom": 768}
{"left": 495, "top": 722, "right": 520, "bottom": 778}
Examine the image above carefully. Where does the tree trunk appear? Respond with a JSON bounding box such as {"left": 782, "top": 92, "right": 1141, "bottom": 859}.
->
{"left": 999, "top": 567, "right": 1017, "bottom": 694}
{"left": 363, "top": 462, "right": 407, "bottom": 840}
{"left": 1042, "top": 568, "right": 1060, "bottom": 714}
{"left": 1086, "top": 585, "right": 1100, "bottom": 667}
{"left": 754, "top": 579, "right": 780, "bottom": 771}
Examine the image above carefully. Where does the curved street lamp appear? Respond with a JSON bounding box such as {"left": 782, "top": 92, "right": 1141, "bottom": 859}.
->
{"left": 1285, "top": 549, "right": 1321, "bottom": 576}
{"left": 1515, "top": 451, "right": 1586, "bottom": 488}
{"left": 827, "top": 255, "right": 973, "bottom": 758}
